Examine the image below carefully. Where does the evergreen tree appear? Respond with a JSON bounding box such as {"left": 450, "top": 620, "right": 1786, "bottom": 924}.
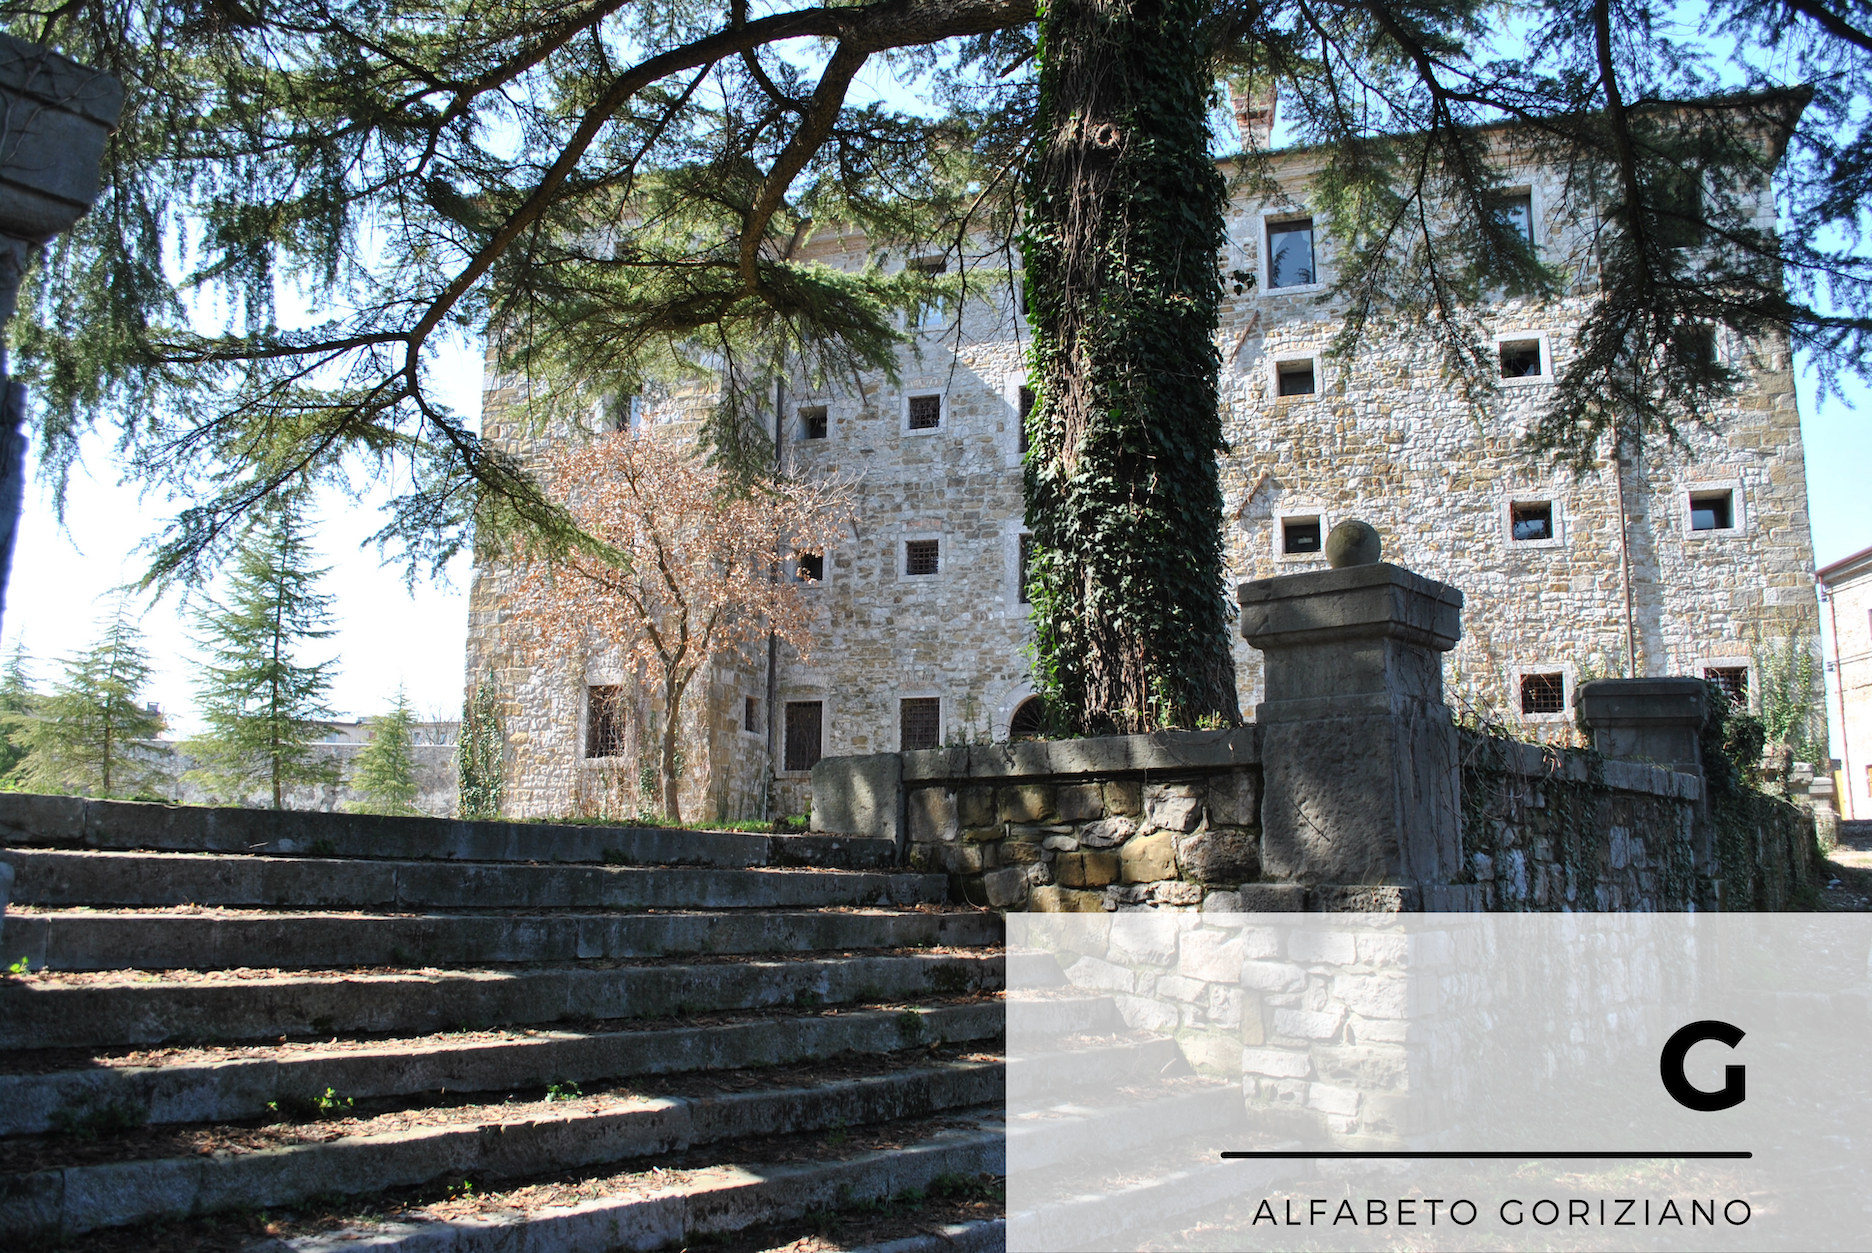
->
{"left": 456, "top": 675, "right": 505, "bottom": 821}
{"left": 184, "top": 499, "right": 340, "bottom": 808}
{"left": 11, "top": 602, "right": 166, "bottom": 797}
{"left": 349, "top": 686, "right": 421, "bottom": 816}
{"left": 0, "top": 641, "right": 37, "bottom": 782}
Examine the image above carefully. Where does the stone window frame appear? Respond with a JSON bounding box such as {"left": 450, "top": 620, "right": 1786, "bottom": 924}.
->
{"left": 897, "top": 692, "right": 944, "bottom": 751}
{"left": 1698, "top": 654, "right": 1754, "bottom": 711}
{"left": 1494, "top": 330, "right": 1553, "bottom": 386}
{"left": 789, "top": 546, "right": 827, "bottom": 586}
{"left": 780, "top": 695, "right": 827, "bottom": 775}
{"left": 1681, "top": 477, "right": 1747, "bottom": 540}
{"left": 1269, "top": 350, "right": 1322, "bottom": 401}
{"left": 906, "top": 255, "right": 949, "bottom": 331}
{"left": 793, "top": 399, "right": 832, "bottom": 443}
{"left": 1487, "top": 182, "right": 1541, "bottom": 253}
{"left": 899, "top": 531, "right": 943, "bottom": 581}
{"left": 1500, "top": 491, "right": 1567, "bottom": 550}
{"left": 581, "top": 681, "right": 630, "bottom": 761}
{"left": 740, "top": 694, "right": 764, "bottom": 738}
{"left": 1259, "top": 208, "right": 1326, "bottom": 294}
{"left": 1272, "top": 505, "right": 1331, "bottom": 564}
{"left": 1006, "top": 522, "right": 1035, "bottom": 608}
{"left": 1511, "top": 663, "right": 1575, "bottom": 724}
{"left": 1001, "top": 374, "right": 1033, "bottom": 466}
{"left": 901, "top": 387, "right": 947, "bottom": 436}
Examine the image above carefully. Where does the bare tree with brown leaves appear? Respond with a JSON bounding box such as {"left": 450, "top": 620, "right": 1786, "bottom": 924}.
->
{"left": 506, "top": 431, "right": 849, "bottom": 823}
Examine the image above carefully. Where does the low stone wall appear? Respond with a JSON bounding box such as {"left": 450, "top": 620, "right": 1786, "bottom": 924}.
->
{"left": 891, "top": 731, "right": 1272, "bottom": 912}
{"left": 1459, "top": 735, "right": 1708, "bottom": 911}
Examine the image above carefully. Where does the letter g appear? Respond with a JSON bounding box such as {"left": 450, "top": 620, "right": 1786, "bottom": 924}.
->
{"left": 1660, "top": 1020, "right": 1745, "bottom": 1111}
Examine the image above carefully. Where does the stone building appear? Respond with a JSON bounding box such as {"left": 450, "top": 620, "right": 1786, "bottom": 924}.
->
{"left": 1820, "top": 544, "right": 1872, "bottom": 820}
{"left": 466, "top": 116, "right": 1824, "bottom": 824}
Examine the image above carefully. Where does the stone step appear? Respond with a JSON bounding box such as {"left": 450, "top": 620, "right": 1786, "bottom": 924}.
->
{"left": 0, "top": 1059, "right": 1004, "bottom": 1238}
{"left": 0, "top": 1000, "right": 1006, "bottom": 1136}
{"left": 1008, "top": 1142, "right": 1298, "bottom": 1252}
{"left": 0, "top": 793, "right": 897, "bottom": 870}
{"left": 1007, "top": 1079, "right": 1237, "bottom": 1172}
{"left": 1006, "top": 1035, "right": 1188, "bottom": 1100}
{"left": 1, "top": 848, "right": 946, "bottom": 911}
{"left": 1003, "top": 989, "right": 1122, "bottom": 1041}
{"left": 0, "top": 949, "right": 1006, "bottom": 1049}
{"left": 3, "top": 906, "right": 1002, "bottom": 972}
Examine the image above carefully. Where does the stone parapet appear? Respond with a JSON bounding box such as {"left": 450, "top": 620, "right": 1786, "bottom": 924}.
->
{"left": 1574, "top": 677, "right": 1708, "bottom": 775}
{"left": 1241, "top": 563, "right": 1467, "bottom": 899}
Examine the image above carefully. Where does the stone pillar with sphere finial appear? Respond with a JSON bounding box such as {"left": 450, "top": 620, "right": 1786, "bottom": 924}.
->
{"left": 0, "top": 35, "right": 124, "bottom": 645}
{"left": 1239, "top": 520, "right": 1478, "bottom": 910}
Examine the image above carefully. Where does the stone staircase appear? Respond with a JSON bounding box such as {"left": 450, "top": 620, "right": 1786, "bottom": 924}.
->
{"left": 0, "top": 796, "right": 1006, "bottom": 1251}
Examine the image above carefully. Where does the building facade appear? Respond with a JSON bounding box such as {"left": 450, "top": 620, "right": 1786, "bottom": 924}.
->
{"left": 465, "top": 135, "right": 1824, "bottom": 824}
{"left": 1820, "top": 545, "right": 1872, "bottom": 820}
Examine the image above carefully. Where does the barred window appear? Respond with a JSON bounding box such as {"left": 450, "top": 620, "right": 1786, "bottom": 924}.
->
{"left": 905, "top": 539, "right": 940, "bottom": 576}
{"left": 784, "top": 701, "right": 823, "bottom": 772}
{"left": 901, "top": 697, "right": 941, "bottom": 751}
{"left": 1018, "top": 386, "right": 1035, "bottom": 455}
{"left": 1705, "top": 667, "right": 1748, "bottom": 707}
{"left": 1520, "top": 672, "right": 1566, "bottom": 716}
{"left": 585, "top": 685, "right": 627, "bottom": 758}
{"left": 908, "top": 394, "right": 942, "bottom": 430}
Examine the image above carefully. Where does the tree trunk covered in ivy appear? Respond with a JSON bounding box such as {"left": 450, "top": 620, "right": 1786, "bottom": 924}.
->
{"left": 1021, "top": 0, "right": 1238, "bottom": 735}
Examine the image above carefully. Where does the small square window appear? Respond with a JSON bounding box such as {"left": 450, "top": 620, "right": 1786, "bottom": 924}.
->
{"left": 1276, "top": 360, "right": 1316, "bottom": 396}
{"left": 608, "top": 394, "right": 643, "bottom": 433}
{"left": 1510, "top": 501, "right": 1554, "bottom": 542}
{"left": 1690, "top": 490, "right": 1734, "bottom": 532}
{"left": 907, "top": 394, "right": 942, "bottom": 431}
{"left": 1282, "top": 517, "right": 1322, "bottom": 555}
{"left": 1018, "top": 533, "right": 1034, "bottom": 604}
{"left": 1018, "top": 386, "right": 1035, "bottom": 454}
{"left": 1520, "top": 671, "right": 1566, "bottom": 716}
{"left": 1490, "top": 193, "right": 1534, "bottom": 246}
{"left": 586, "top": 685, "right": 627, "bottom": 758}
{"left": 743, "top": 695, "right": 761, "bottom": 733}
{"left": 900, "top": 697, "right": 941, "bottom": 751}
{"left": 1651, "top": 170, "right": 1704, "bottom": 250}
{"left": 905, "top": 539, "right": 940, "bottom": 576}
{"left": 795, "top": 551, "right": 824, "bottom": 582}
{"left": 1268, "top": 218, "right": 1316, "bottom": 289}
{"left": 800, "top": 406, "right": 828, "bottom": 440}
{"left": 1499, "top": 339, "right": 1543, "bottom": 379}
{"left": 783, "top": 701, "right": 822, "bottom": 772}
{"left": 1704, "top": 667, "right": 1748, "bottom": 707}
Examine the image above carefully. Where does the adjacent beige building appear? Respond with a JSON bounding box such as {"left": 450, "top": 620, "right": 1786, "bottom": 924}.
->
{"left": 466, "top": 132, "right": 1825, "bottom": 823}
{"left": 1820, "top": 545, "right": 1872, "bottom": 820}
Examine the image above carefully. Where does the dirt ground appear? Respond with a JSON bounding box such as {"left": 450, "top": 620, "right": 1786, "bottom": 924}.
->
{"left": 1818, "top": 820, "right": 1872, "bottom": 910}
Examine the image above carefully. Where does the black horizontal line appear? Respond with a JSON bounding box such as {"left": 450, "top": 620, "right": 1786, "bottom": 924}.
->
{"left": 1221, "top": 1152, "right": 1753, "bottom": 1160}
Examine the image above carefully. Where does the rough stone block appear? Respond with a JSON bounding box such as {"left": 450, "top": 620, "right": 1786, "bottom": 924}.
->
{"left": 1241, "top": 1046, "right": 1312, "bottom": 1079}
{"left": 1242, "top": 994, "right": 1266, "bottom": 1044}
{"left": 1209, "top": 983, "right": 1243, "bottom": 1028}
{"left": 1307, "top": 1083, "right": 1360, "bottom": 1117}
{"left": 1156, "top": 973, "right": 1208, "bottom": 1002}
{"left": 1200, "top": 890, "right": 1243, "bottom": 915}
{"left": 1313, "top": 884, "right": 1417, "bottom": 913}
{"left": 906, "top": 787, "right": 958, "bottom": 844}
{"left": 1113, "top": 993, "right": 1180, "bottom": 1033}
{"left": 957, "top": 787, "right": 996, "bottom": 828}
{"left": 1288, "top": 930, "right": 1358, "bottom": 965}
{"left": 1056, "top": 784, "right": 1104, "bottom": 822}
{"left": 1144, "top": 791, "right": 1204, "bottom": 834}
{"left": 1107, "top": 911, "right": 1184, "bottom": 964}
{"left": 1028, "top": 885, "right": 1107, "bottom": 913}
{"left": 1331, "top": 973, "right": 1416, "bottom": 1019}
{"left": 999, "top": 840, "right": 1045, "bottom": 865}
{"left": 983, "top": 866, "right": 1030, "bottom": 909}
{"left": 1237, "top": 883, "right": 1307, "bottom": 911}
{"left": 1313, "top": 1043, "right": 1413, "bottom": 1089}
{"left": 1240, "top": 960, "right": 1307, "bottom": 992}
{"left": 1078, "top": 817, "right": 1136, "bottom": 848}
{"left": 940, "top": 844, "right": 989, "bottom": 875}
{"left": 1103, "top": 779, "right": 1143, "bottom": 817}
{"left": 1055, "top": 851, "right": 1120, "bottom": 888}
{"left": 810, "top": 753, "right": 903, "bottom": 843}
{"left": 1208, "top": 771, "right": 1259, "bottom": 828}
{"left": 1272, "top": 1007, "right": 1345, "bottom": 1040}
{"left": 1041, "top": 834, "right": 1078, "bottom": 851}
{"left": 998, "top": 784, "right": 1056, "bottom": 824}
{"left": 1174, "top": 827, "right": 1260, "bottom": 883}
{"left": 961, "top": 826, "right": 1003, "bottom": 844}
{"left": 1179, "top": 1030, "right": 1243, "bottom": 1076}
{"left": 1119, "top": 831, "right": 1176, "bottom": 882}
{"left": 1177, "top": 929, "right": 1244, "bottom": 983}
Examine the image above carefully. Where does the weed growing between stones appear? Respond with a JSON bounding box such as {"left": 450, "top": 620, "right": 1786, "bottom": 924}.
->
{"left": 545, "top": 1081, "right": 582, "bottom": 1102}
{"left": 266, "top": 1088, "right": 354, "bottom": 1122}
{"left": 5, "top": 954, "right": 28, "bottom": 975}
{"left": 48, "top": 1097, "right": 147, "bottom": 1140}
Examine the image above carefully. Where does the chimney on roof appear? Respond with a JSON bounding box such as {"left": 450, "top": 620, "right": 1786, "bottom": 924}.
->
{"left": 1231, "top": 81, "right": 1278, "bottom": 151}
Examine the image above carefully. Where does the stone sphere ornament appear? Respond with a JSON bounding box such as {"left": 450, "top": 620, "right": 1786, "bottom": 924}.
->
{"left": 1325, "top": 519, "right": 1382, "bottom": 568}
